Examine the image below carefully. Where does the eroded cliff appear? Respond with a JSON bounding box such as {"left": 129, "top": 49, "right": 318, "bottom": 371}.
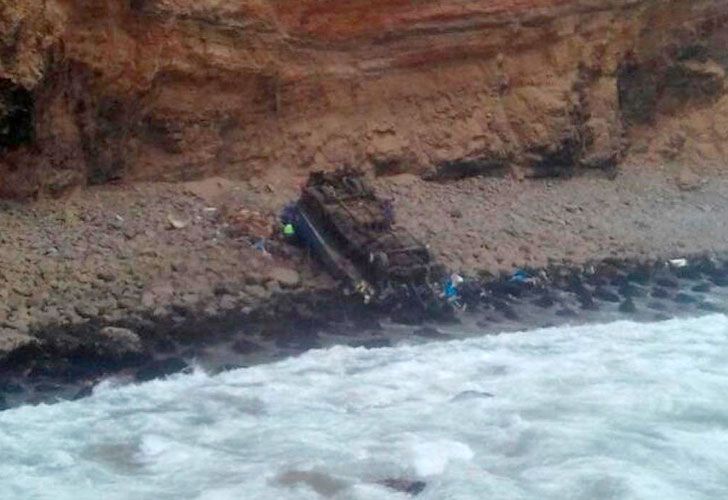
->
{"left": 0, "top": 0, "right": 727, "bottom": 197}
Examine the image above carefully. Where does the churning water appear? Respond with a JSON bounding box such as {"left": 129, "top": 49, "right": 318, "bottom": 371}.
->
{"left": 2, "top": 316, "right": 728, "bottom": 499}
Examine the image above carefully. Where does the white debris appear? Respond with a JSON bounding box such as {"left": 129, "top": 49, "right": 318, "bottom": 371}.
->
{"left": 167, "top": 213, "right": 189, "bottom": 229}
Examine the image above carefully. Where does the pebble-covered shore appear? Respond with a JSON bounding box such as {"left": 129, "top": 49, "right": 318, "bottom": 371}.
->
{"left": 3, "top": 251, "right": 728, "bottom": 409}
{"left": 2, "top": 167, "right": 728, "bottom": 408}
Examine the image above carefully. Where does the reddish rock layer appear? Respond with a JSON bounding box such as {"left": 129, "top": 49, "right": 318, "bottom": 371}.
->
{"left": 0, "top": 0, "right": 726, "bottom": 197}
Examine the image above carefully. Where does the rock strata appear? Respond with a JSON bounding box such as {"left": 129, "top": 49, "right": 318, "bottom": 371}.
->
{"left": 1, "top": 0, "right": 727, "bottom": 197}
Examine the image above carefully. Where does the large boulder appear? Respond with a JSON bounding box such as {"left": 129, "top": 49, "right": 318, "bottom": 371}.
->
{"left": 97, "top": 326, "right": 143, "bottom": 360}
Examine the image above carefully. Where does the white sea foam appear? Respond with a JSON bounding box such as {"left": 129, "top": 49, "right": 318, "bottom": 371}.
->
{"left": 2, "top": 316, "right": 728, "bottom": 499}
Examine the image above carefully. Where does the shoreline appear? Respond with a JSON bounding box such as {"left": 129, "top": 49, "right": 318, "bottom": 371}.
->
{"left": 2, "top": 167, "right": 728, "bottom": 407}
{"left": 3, "top": 250, "right": 727, "bottom": 409}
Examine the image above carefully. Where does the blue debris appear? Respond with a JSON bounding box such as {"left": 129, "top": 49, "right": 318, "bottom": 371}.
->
{"left": 252, "top": 238, "right": 268, "bottom": 254}
{"left": 509, "top": 269, "right": 531, "bottom": 283}
{"left": 443, "top": 273, "right": 464, "bottom": 303}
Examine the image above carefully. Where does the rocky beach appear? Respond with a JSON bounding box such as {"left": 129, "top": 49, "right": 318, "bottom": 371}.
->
{"left": 3, "top": 163, "right": 728, "bottom": 407}
{"left": 3, "top": 163, "right": 726, "bottom": 338}
{"left": 2, "top": 0, "right": 727, "bottom": 375}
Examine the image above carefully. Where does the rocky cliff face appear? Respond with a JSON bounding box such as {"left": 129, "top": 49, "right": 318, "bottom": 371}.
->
{"left": 0, "top": 0, "right": 726, "bottom": 197}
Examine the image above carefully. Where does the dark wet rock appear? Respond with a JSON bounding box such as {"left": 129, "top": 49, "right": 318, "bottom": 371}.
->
{"left": 218, "top": 363, "right": 244, "bottom": 372}
{"left": 590, "top": 263, "right": 622, "bottom": 284}
{"left": 25, "top": 359, "right": 70, "bottom": 382}
{"left": 586, "top": 276, "right": 608, "bottom": 287}
{"left": 653, "top": 313, "right": 673, "bottom": 321}
{"left": 698, "top": 302, "right": 723, "bottom": 312}
{"left": 135, "top": 357, "right": 188, "bottom": 382}
{"left": 0, "top": 381, "right": 23, "bottom": 394}
{"left": 0, "top": 394, "right": 8, "bottom": 411}
{"left": 710, "top": 275, "right": 728, "bottom": 287}
{"left": 380, "top": 479, "right": 427, "bottom": 496}
{"left": 655, "top": 276, "right": 679, "bottom": 289}
{"left": 674, "top": 293, "right": 699, "bottom": 304}
{"left": 354, "top": 338, "right": 392, "bottom": 349}
{"left": 489, "top": 281, "right": 527, "bottom": 299}
{"left": 626, "top": 268, "right": 651, "bottom": 285}
{"left": 34, "top": 382, "right": 63, "bottom": 393}
{"left": 577, "top": 293, "right": 598, "bottom": 311}
{"left": 569, "top": 283, "right": 596, "bottom": 310}
{"left": 8, "top": 253, "right": 728, "bottom": 410}
{"left": 556, "top": 307, "right": 578, "bottom": 317}
{"left": 0, "top": 329, "right": 38, "bottom": 362}
{"left": 594, "top": 287, "right": 620, "bottom": 303}
{"left": 693, "top": 257, "right": 719, "bottom": 275}
{"left": 414, "top": 326, "right": 448, "bottom": 339}
{"left": 390, "top": 307, "right": 424, "bottom": 326}
{"left": 619, "top": 283, "right": 647, "bottom": 298}
{"left": 565, "top": 277, "right": 588, "bottom": 294}
{"left": 232, "top": 338, "right": 262, "bottom": 355}
{"left": 492, "top": 300, "right": 519, "bottom": 320}
{"left": 674, "top": 266, "right": 702, "bottom": 280}
{"left": 647, "top": 301, "right": 667, "bottom": 311}
{"left": 72, "top": 384, "right": 95, "bottom": 400}
{"left": 609, "top": 273, "right": 629, "bottom": 288}
{"left": 692, "top": 282, "right": 712, "bottom": 293}
{"left": 458, "top": 281, "right": 485, "bottom": 304}
{"left": 350, "top": 315, "right": 384, "bottom": 332}
{"left": 533, "top": 294, "right": 556, "bottom": 308}
{"left": 277, "top": 470, "right": 348, "bottom": 497}
{"left": 276, "top": 470, "right": 349, "bottom": 498}
{"left": 274, "top": 332, "right": 321, "bottom": 350}
{"left": 483, "top": 314, "right": 502, "bottom": 323}
{"left": 619, "top": 298, "right": 637, "bottom": 313}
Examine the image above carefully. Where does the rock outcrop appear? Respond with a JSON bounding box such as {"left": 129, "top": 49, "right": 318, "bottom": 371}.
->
{"left": 1, "top": 0, "right": 727, "bottom": 197}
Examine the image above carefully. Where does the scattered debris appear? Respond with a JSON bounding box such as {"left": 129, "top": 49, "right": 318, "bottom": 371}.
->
{"left": 442, "top": 273, "right": 464, "bottom": 306}
{"left": 509, "top": 269, "right": 535, "bottom": 284}
{"left": 252, "top": 238, "right": 271, "bottom": 258}
{"left": 226, "top": 209, "right": 272, "bottom": 239}
{"left": 282, "top": 223, "right": 295, "bottom": 237}
{"left": 166, "top": 213, "right": 189, "bottom": 229}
